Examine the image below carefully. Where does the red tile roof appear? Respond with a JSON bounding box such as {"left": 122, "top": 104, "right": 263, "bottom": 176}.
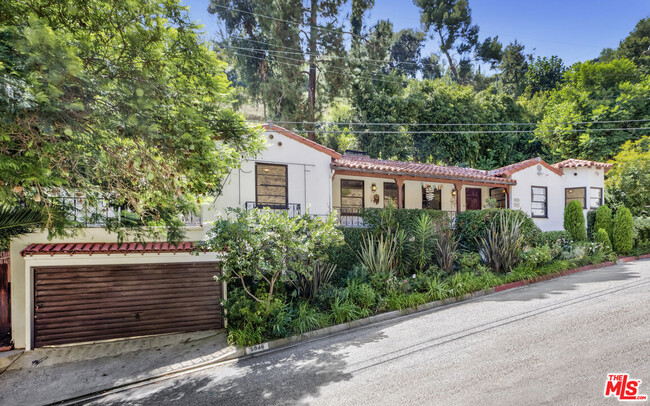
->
{"left": 261, "top": 123, "right": 342, "bottom": 159}
{"left": 552, "top": 159, "right": 613, "bottom": 173}
{"left": 332, "top": 155, "right": 516, "bottom": 184}
{"left": 21, "top": 241, "right": 197, "bottom": 257}
{"left": 488, "top": 157, "right": 563, "bottom": 177}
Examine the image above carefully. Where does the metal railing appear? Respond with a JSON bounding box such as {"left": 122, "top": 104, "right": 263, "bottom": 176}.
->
{"left": 333, "top": 206, "right": 458, "bottom": 228}
{"left": 244, "top": 201, "right": 302, "bottom": 217}
{"left": 49, "top": 196, "right": 202, "bottom": 227}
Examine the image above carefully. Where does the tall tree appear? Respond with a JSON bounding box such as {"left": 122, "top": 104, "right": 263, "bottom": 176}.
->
{"left": 499, "top": 40, "right": 531, "bottom": 96}
{"left": 415, "top": 0, "right": 479, "bottom": 84}
{"left": 210, "top": 0, "right": 373, "bottom": 140}
{"left": 524, "top": 55, "right": 566, "bottom": 95}
{"left": 0, "top": 0, "right": 263, "bottom": 241}
{"left": 600, "top": 17, "right": 650, "bottom": 75}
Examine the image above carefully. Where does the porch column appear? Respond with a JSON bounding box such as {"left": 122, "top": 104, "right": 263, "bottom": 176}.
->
{"left": 454, "top": 182, "right": 463, "bottom": 213}
{"left": 505, "top": 185, "right": 511, "bottom": 208}
{"left": 395, "top": 177, "right": 405, "bottom": 209}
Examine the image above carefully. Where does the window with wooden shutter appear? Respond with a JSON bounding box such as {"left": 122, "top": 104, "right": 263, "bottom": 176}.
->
{"left": 256, "top": 163, "right": 288, "bottom": 208}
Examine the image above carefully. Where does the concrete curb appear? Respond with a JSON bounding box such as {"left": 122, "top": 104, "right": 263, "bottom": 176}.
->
{"left": 55, "top": 255, "right": 650, "bottom": 405}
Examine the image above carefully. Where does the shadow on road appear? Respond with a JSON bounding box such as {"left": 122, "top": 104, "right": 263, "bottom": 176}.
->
{"left": 90, "top": 329, "right": 388, "bottom": 406}
{"left": 483, "top": 265, "right": 642, "bottom": 302}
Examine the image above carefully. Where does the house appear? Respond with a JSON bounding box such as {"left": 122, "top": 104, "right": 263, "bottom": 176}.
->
{"left": 7, "top": 123, "right": 611, "bottom": 351}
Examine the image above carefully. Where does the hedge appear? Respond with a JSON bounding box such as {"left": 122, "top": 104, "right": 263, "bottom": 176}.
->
{"left": 360, "top": 207, "right": 450, "bottom": 231}
{"left": 612, "top": 207, "right": 634, "bottom": 254}
{"left": 454, "top": 209, "right": 542, "bottom": 251}
{"left": 564, "top": 200, "right": 586, "bottom": 241}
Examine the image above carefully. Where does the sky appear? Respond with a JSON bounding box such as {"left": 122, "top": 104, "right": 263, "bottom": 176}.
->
{"left": 182, "top": 0, "right": 649, "bottom": 67}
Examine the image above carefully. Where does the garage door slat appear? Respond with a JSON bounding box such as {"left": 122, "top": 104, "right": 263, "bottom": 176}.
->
{"left": 34, "top": 262, "right": 223, "bottom": 347}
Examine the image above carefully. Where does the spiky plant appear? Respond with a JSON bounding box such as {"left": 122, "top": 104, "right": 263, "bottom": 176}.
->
{"left": 477, "top": 210, "right": 524, "bottom": 273}
{"left": 0, "top": 205, "right": 43, "bottom": 249}
{"left": 434, "top": 228, "right": 458, "bottom": 273}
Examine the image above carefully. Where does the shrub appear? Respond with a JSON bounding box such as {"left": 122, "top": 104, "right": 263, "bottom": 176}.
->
{"left": 202, "top": 208, "right": 343, "bottom": 313}
{"left": 360, "top": 207, "right": 450, "bottom": 232}
{"left": 587, "top": 210, "right": 598, "bottom": 240}
{"left": 564, "top": 200, "right": 586, "bottom": 241}
{"left": 593, "top": 205, "right": 613, "bottom": 239}
{"left": 327, "top": 227, "right": 365, "bottom": 278}
{"left": 291, "top": 302, "right": 330, "bottom": 334}
{"left": 455, "top": 209, "right": 541, "bottom": 251}
{"left": 357, "top": 232, "right": 398, "bottom": 275}
{"left": 346, "top": 280, "right": 377, "bottom": 309}
{"left": 477, "top": 210, "right": 524, "bottom": 273}
{"left": 434, "top": 229, "right": 458, "bottom": 273}
{"left": 410, "top": 212, "right": 436, "bottom": 271}
{"left": 538, "top": 230, "right": 572, "bottom": 247}
{"left": 594, "top": 228, "right": 612, "bottom": 251}
{"left": 426, "top": 277, "right": 450, "bottom": 301}
{"left": 330, "top": 298, "right": 368, "bottom": 324}
{"left": 612, "top": 206, "right": 634, "bottom": 254}
{"left": 633, "top": 216, "right": 650, "bottom": 245}
{"left": 522, "top": 244, "right": 553, "bottom": 267}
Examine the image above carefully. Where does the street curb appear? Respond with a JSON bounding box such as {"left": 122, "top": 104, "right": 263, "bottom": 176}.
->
{"left": 54, "top": 255, "right": 649, "bottom": 405}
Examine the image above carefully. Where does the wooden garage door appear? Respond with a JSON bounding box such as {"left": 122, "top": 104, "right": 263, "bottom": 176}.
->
{"left": 33, "top": 262, "right": 222, "bottom": 347}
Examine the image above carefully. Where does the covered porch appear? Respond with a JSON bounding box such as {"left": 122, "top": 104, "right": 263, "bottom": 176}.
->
{"left": 330, "top": 155, "right": 515, "bottom": 227}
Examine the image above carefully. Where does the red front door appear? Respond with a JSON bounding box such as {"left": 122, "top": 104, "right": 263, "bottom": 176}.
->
{"left": 466, "top": 188, "right": 482, "bottom": 210}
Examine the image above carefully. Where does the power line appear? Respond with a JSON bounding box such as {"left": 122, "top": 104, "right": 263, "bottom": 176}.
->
{"left": 210, "top": 4, "right": 364, "bottom": 39}
{"left": 283, "top": 126, "right": 650, "bottom": 135}
{"left": 256, "top": 118, "right": 650, "bottom": 127}
{"left": 227, "top": 50, "right": 410, "bottom": 86}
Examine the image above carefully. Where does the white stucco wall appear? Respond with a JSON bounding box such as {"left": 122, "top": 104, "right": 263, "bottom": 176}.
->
{"left": 206, "top": 130, "right": 334, "bottom": 221}
{"left": 510, "top": 165, "right": 564, "bottom": 231}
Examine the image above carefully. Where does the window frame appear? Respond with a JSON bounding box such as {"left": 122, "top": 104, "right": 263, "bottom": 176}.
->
{"left": 255, "top": 163, "right": 288, "bottom": 209}
{"left": 340, "top": 179, "right": 364, "bottom": 214}
{"left": 565, "top": 187, "right": 587, "bottom": 209}
{"left": 590, "top": 187, "right": 603, "bottom": 209}
{"left": 530, "top": 186, "right": 548, "bottom": 218}
{"left": 384, "top": 182, "right": 399, "bottom": 208}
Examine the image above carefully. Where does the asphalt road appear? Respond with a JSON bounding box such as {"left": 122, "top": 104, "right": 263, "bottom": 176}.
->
{"left": 86, "top": 260, "right": 650, "bottom": 406}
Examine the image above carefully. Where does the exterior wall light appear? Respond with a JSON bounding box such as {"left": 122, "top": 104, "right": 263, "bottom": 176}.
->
{"left": 371, "top": 183, "right": 377, "bottom": 192}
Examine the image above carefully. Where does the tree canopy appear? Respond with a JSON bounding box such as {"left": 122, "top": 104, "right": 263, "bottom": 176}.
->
{"left": 0, "top": 0, "right": 263, "bottom": 241}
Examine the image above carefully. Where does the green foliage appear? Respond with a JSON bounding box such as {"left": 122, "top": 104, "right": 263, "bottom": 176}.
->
{"left": 411, "top": 212, "right": 437, "bottom": 271}
{"left": 593, "top": 205, "right": 613, "bottom": 239}
{"left": 633, "top": 217, "right": 650, "bottom": 245}
{"left": 600, "top": 17, "right": 650, "bottom": 75}
{"left": 202, "top": 209, "right": 343, "bottom": 312}
{"left": 606, "top": 137, "right": 650, "bottom": 216}
{"left": 289, "top": 261, "right": 337, "bottom": 299}
{"left": 522, "top": 245, "right": 554, "bottom": 267}
{"left": 426, "top": 277, "right": 450, "bottom": 301}
{"left": 0, "top": 205, "right": 44, "bottom": 250}
{"left": 564, "top": 201, "right": 587, "bottom": 241}
{"left": 477, "top": 210, "right": 524, "bottom": 273}
{"left": 1, "top": 0, "right": 263, "bottom": 241}
{"left": 327, "top": 227, "right": 366, "bottom": 279}
{"left": 586, "top": 210, "right": 597, "bottom": 240}
{"left": 612, "top": 207, "right": 634, "bottom": 254}
{"left": 331, "top": 297, "right": 368, "bottom": 324}
{"left": 357, "top": 232, "right": 399, "bottom": 275}
{"left": 345, "top": 280, "right": 377, "bottom": 309}
{"left": 291, "top": 303, "right": 330, "bottom": 335}
{"left": 455, "top": 209, "right": 541, "bottom": 251}
{"left": 499, "top": 40, "right": 531, "bottom": 96}
{"left": 524, "top": 55, "right": 566, "bottom": 95}
{"left": 594, "top": 228, "right": 612, "bottom": 252}
{"left": 538, "top": 230, "right": 573, "bottom": 247}
{"left": 434, "top": 229, "right": 458, "bottom": 273}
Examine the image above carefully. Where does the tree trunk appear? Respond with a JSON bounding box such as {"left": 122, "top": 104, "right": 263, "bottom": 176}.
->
{"left": 307, "top": 0, "right": 318, "bottom": 141}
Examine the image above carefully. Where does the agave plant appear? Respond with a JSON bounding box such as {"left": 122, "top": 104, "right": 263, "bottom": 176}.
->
{"left": 289, "top": 260, "right": 337, "bottom": 299}
{"left": 477, "top": 210, "right": 524, "bottom": 273}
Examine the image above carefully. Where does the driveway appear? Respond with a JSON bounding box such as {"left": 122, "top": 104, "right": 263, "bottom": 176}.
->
{"left": 79, "top": 259, "right": 650, "bottom": 406}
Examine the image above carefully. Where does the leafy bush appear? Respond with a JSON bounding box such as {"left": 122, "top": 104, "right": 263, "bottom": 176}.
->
{"left": 564, "top": 200, "right": 586, "bottom": 241}
{"left": 594, "top": 228, "right": 612, "bottom": 251}
{"left": 594, "top": 205, "right": 613, "bottom": 239}
{"left": 455, "top": 209, "right": 541, "bottom": 251}
{"left": 426, "top": 277, "right": 450, "bottom": 301}
{"left": 586, "top": 209, "right": 597, "bottom": 240}
{"left": 448, "top": 272, "right": 478, "bottom": 297}
{"left": 289, "top": 261, "right": 337, "bottom": 299}
{"left": 327, "top": 227, "right": 365, "bottom": 280}
{"left": 410, "top": 212, "right": 436, "bottom": 271}
{"left": 477, "top": 210, "right": 524, "bottom": 273}
{"left": 202, "top": 208, "right": 343, "bottom": 313}
{"left": 522, "top": 244, "right": 553, "bottom": 267}
{"left": 291, "top": 303, "right": 330, "bottom": 334}
{"left": 538, "top": 230, "right": 573, "bottom": 247}
{"left": 331, "top": 298, "right": 368, "bottom": 324}
{"left": 360, "top": 207, "right": 450, "bottom": 232}
{"left": 346, "top": 280, "right": 377, "bottom": 309}
{"left": 633, "top": 217, "right": 650, "bottom": 245}
{"left": 612, "top": 206, "right": 634, "bottom": 254}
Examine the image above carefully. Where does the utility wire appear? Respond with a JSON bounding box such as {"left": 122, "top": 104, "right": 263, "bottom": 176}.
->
{"left": 210, "top": 4, "right": 364, "bottom": 39}
{"left": 255, "top": 118, "right": 650, "bottom": 127}
{"left": 283, "top": 126, "right": 650, "bottom": 135}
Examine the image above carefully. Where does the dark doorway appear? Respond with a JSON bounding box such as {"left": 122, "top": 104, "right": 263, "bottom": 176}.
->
{"left": 0, "top": 252, "right": 10, "bottom": 349}
{"left": 466, "top": 188, "right": 482, "bottom": 210}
